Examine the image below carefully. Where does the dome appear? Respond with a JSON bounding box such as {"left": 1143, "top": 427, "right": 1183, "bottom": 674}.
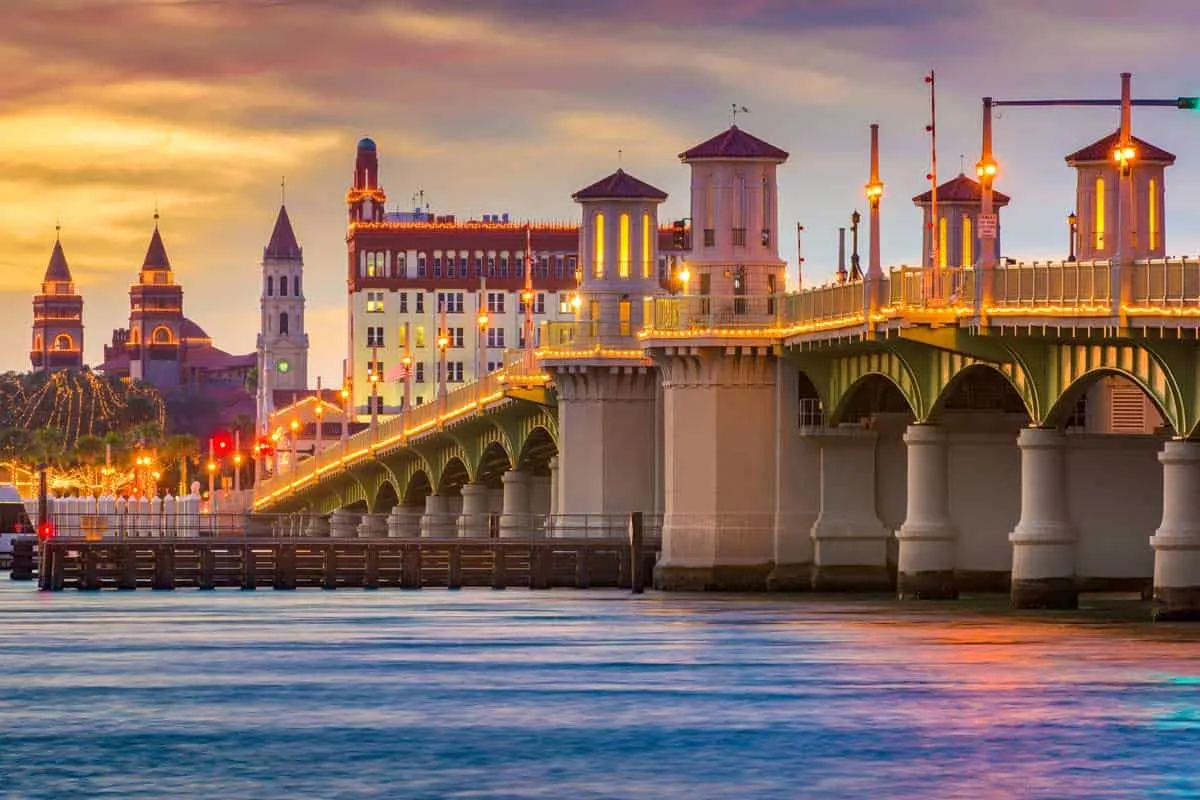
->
{"left": 357, "top": 137, "right": 377, "bottom": 151}
{"left": 180, "top": 317, "right": 210, "bottom": 341}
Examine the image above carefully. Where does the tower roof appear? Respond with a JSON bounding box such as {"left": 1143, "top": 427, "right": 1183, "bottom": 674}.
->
{"left": 912, "top": 173, "right": 1011, "bottom": 205}
{"left": 142, "top": 224, "right": 171, "bottom": 271}
{"left": 571, "top": 169, "right": 668, "bottom": 202}
{"left": 679, "top": 125, "right": 789, "bottom": 162}
{"left": 265, "top": 205, "right": 302, "bottom": 259}
{"left": 1065, "top": 131, "right": 1176, "bottom": 165}
{"left": 44, "top": 237, "right": 73, "bottom": 283}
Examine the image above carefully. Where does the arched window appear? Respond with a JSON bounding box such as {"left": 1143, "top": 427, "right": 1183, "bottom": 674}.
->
{"left": 279, "top": 312, "right": 289, "bottom": 336}
{"left": 280, "top": 275, "right": 288, "bottom": 297}
{"left": 642, "top": 213, "right": 652, "bottom": 278}
{"left": 151, "top": 326, "right": 173, "bottom": 344}
{"left": 593, "top": 212, "right": 605, "bottom": 278}
{"left": 53, "top": 334, "right": 73, "bottom": 351}
{"left": 937, "top": 217, "right": 948, "bottom": 268}
{"left": 129, "top": 328, "right": 140, "bottom": 344}
{"left": 961, "top": 216, "right": 973, "bottom": 268}
{"left": 618, "top": 213, "right": 630, "bottom": 278}
{"left": 1095, "top": 176, "right": 1106, "bottom": 250}
{"left": 1149, "top": 177, "right": 1159, "bottom": 250}
{"left": 294, "top": 275, "right": 301, "bottom": 296}
{"left": 33, "top": 335, "right": 42, "bottom": 351}
{"left": 267, "top": 275, "right": 274, "bottom": 297}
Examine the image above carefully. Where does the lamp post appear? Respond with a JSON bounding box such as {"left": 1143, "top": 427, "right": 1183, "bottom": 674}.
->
{"left": 233, "top": 453, "right": 242, "bottom": 492}
{"left": 477, "top": 311, "right": 489, "bottom": 400}
{"left": 976, "top": 97, "right": 998, "bottom": 310}
{"left": 339, "top": 387, "right": 349, "bottom": 444}
{"left": 314, "top": 403, "right": 323, "bottom": 452}
{"left": 1067, "top": 212, "right": 1078, "bottom": 262}
{"left": 401, "top": 354, "right": 412, "bottom": 414}
{"left": 206, "top": 459, "right": 216, "bottom": 509}
{"left": 437, "top": 330, "right": 449, "bottom": 401}
{"left": 677, "top": 266, "right": 690, "bottom": 294}
{"left": 369, "top": 345, "right": 380, "bottom": 430}
{"left": 849, "top": 210, "right": 862, "bottom": 280}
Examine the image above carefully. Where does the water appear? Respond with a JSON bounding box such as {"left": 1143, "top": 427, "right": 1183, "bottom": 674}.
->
{"left": 0, "top": 584, "right": 1197, "bottom": 799}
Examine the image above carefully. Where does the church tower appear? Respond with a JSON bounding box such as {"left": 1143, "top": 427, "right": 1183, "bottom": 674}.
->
{"left": 678, "top": 125, "right": 789, "bottom": 320}
{"left": 256, "top": 203, "right": 309, "bottom": 428}
{"left": 127, "top": 217, "right": 184, "bottom": 387}
{"left": 30, "top": 228, "right": 84, "bottom": 373}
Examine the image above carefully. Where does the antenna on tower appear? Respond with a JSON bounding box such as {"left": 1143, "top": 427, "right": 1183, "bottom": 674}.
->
{"left": 731, "top": 104, "right": 749, "bottom": 124}
{"left": 281, "top": 175, "right": 287, "bottom": 205}
{"left": 153, "top": 195, "right": 160, "bottom": 225}
{"left": 617, "top": 148, "right": 622, "bottom": 166}
{"left": 924, "top": 70, "right": 938, "bottom": 268}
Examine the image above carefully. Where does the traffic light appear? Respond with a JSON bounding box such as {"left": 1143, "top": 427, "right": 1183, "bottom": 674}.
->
{"left": 1178, "top": 97, "right": 1199, "bottom": 110}
{"left": 212, "top": 430, "right": 233, "bottom": 456}
{"left": 671, "top": 219, "right": 687, "bottom": 249}
{"left": 38, "top": 520, "right": 54, "bottom": 540}
{"left": 255, "top": 437, "right": 275, "bottom": 457}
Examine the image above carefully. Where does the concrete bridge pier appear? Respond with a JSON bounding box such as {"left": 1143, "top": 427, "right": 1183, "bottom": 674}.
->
{"left": 498, "top": 470, "right": 532, "bottom": 538}
{"left": 420, "top": 494, "right": 457, "bottom": 538}
{"left": 896, "top": 424, "right": 958, "bottom": 600}
{"left": 457, "top": 483, "right": 491, "bottom": 537}
{"left": 356, "top": 513, "right": 388, "bottom": 538}
{"left": 329, "top": 509, "right": 360, "bottom": 538}
{"left": 1151, "top": 440, "right": 1200, "bottom": 620}
{"left": 1009, "top": 427, "right": 1077, "bottom": 609}
{"left": 387, "top": 506, "right": 421, "bottom": 537}
{"left": 767, "top": 360, "right": 818, "bottom": 591}
{"left": 305, "top": 513, "right": 331, "bottom": 537}
{"left": 809, "top": 425, "right": 892, "bottom": 592}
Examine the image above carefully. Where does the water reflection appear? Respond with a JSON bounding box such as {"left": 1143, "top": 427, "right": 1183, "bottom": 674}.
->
{"left": 0, "top": 586, "right": 1195, "bottom": 799}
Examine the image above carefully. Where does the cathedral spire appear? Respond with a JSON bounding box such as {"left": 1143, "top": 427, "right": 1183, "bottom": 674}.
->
{"left": 44, "top": 233, "right": 73, "bottom": 283}
{"left": 265, "top": 204, "right": 302, "bottom": 260}
{"left": 142, "top": 219, "right": 171, "bottom": 271}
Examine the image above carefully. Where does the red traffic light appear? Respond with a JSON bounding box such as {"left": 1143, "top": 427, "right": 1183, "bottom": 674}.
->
{"left": 38, "top": 521, "right": 54, "bottom": 540}
{"left": 212, "top": 431, "right": 233, "bottom": 454}
{"left": 254, "top": 437, "right": 275, "bottom": 457}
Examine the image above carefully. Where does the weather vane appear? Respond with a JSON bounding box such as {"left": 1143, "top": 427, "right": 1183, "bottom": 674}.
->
{"left": 731, "top": 104, "right": 749, "bottom": 124}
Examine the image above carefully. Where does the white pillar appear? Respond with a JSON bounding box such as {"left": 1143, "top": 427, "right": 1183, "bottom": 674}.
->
{"left": 420, "top": 494, "right": 455, "bottom": 538}
{"left": 809, "top": 426, "right": 892, "bottom": 591}
{"left": 896, "top": 425, "right": 958, "bottom": 599}
{"left": 1150, "top": 440, "right": 1200, "bottom": 620}
{"left": 1009, "top": 427, "right": 1077, "bottom": 609}
{"left": 456, "top": 483, "right": 490, "bottom": 537}
{"left": 328, "top": 508, "right": 360, "bottom": 538}
{"left": 548, "top": 457, "right": 560, "bottom": 517}
{"left": 386, "top": 505, "right": 420, "bottom": 538}
{"left": 498, "top": 469, "right": 531, "bottom": 538}
{"left": 356, "top": 512, "right": 388, "bottom": 538}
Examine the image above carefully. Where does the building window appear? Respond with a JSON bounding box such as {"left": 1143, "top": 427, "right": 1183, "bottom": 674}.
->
{"left": 54, "top": 333, "right": 73, "bottom": 351}
{"left": 366, "top": 326, "right": 384, "bottom": 347}
{"left": 415, "top": 293, "right": 424, "bottom": 313}
{"left": 399, "top": 292, "right": 408, "bottom": 313}
{"left": 281, "top": 275, "right": 289, "bottom": 296}
{"left": 397, "top": 252, "right": 407, "bottom": 278}
{"left": 535, "top": 293, "right": 545, "bottom": 314}
{"left": 267, "top": 275, "right": 274, "bottom": 297}
{"left": 500, "top": 255, "right": 509, "bottom": 277}
{"left": 642, "top": 214, "right": 652, "bottom": 278}
{"left": 366, "top": 291, "right": 384, "bottom": 313}
{"left": 938, "top": 217, "right": 948, "bottom": 268}
{"left": 486, "top": 361, "right": 502, "bottom": 373}
{"left": 555, "top": 255, "right": 565, "bottom": 277}
{"left": 415, "top": 363, "right": 425, "bottom": 383}
{"left": 415, "top": 325, "right": 426, "bottom": 348}
{"left": 371, "top": 396, "right": 384, "bottom": 414}
{"left": 568, "top": 256, "right": 577, "bottom": 276}
{"left": 1149, "top": 177, "right": 1159, "bottom": 250}
{"left": 487, "top": 328, "right": 505, "bottom": 348}
{"left": 761, "top": 228, "right": 771, "bottom": 247}
{"left": 559, "top": 297, "right": 572, "bottom": 314}
{"left": 617, "top": 213, "right": 631, "bottom": 277}
{"left": 449, "top": 327, "right": 464, "bottom": 348}
{"left": 295, "top": 275, "right": 301, "bottom": 295}
{"left": 731, "top": 227, "right": 746, "bottom": 246}
{"left": 458, "top": 256, "right": 468, "bottom": 276}
{"left": 432, "top": 255, "right": 442, "bottom": 278}
{"left": 417, "top": 253, "right": 427, "bottom": 277}
{"left": 961, "top": 216, "right": 973, "bottom": 268}
{"left": 593, "top": 212, "right": 605, "bottom": 278}
{"left": 1095, "top": 176, "right": 1105, "bottom": 250}
{"left": 486, "top": 256, "right": 496, "bottom": 277}
{"left": 703, "top": 229, "right": 715, "bottom": 247}
{"left": 515, "top": 253, "right": 524, "bottom": 278}
{"left": 366, "top": 360, "right": 383, "bottom": 378}
{"left": 539, "top": 256, "right": 549, "bottom": 277}
{"left": 447, "top": 362, "right": 464, "bottom": 383}
{"left": 474, "top": 256, "right": 483, "bottom": 276}
{"left": 279, "top": 313, "right": 289, "bottom": 336}
{"left": 366, "top": 252, "right": 384, "bottom": 278}
{"left": 437, "top": 292, "right": 464, "bottom": 313}
{"left": 487, "top": 292, "right": 505, "bottom": 313}
{"left": 618, "top": 298, "right": 631, "bottom": 337}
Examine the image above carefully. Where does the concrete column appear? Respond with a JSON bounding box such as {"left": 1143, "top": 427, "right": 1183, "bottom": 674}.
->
{"left": 809, "top": 426, "right": 892, "bottom": 591}
{"left": 420, "top": 493, "right": 455, "bottom": 538}
{"left": 498, "top": 469, "right": 532, "bottom": 538}
{"left": 329, "top": 508, "right": 360, "bottom": 538}
{"left": 456, "top": 483, "right": 490, "bottom": 538}
{"left": 387, "top": 505, "right": 421, "bottom": 538}
{"left": 529, "top": 475, "right": 551, "bottom": 516}
{"left": 896, "top": 424, "right": 958, "bottom": 600}
{"left": 1009, "top": 427, "right": 1077, "bottom": 609}
{"left": 548, "top": 458, "right": 560, "bottom": 516}
{"left": 305, "top": 513, "right": 331, "bottom": 537}
{"left": 356, "top": 512, "right": 388, "bottom": 538}
{"left": 1150, "top": 440, "right": 1200, "bottom": 620}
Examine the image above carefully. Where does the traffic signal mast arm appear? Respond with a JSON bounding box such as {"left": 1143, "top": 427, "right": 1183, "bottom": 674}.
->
{"left": 991, "top": 97, "right": 1197, "bottom": 109}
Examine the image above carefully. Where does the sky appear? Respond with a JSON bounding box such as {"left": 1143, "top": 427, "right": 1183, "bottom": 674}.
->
{"left": 2, "top": 0, "right": 1200, "bottom": 386}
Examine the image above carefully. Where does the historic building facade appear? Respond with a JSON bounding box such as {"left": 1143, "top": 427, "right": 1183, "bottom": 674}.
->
{"left": 30, "top": 230, "right": 85, "bottom": 372}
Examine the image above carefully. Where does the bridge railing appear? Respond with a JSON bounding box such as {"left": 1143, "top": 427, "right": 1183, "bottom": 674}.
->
{"left": 886, "top": 266, "right": 975, "bottom": 310}
{"left": 540, "top": 321, "right": 643, "bottom": 352}
{"left": 1129, "top": 258, "right": 1200, "bottom": 306}
{"left": 987, "top": 259, "right": 1112, "bottom": 309}
{"left": 779, "top": 280, "right": 865, "bottom": 327}
{"left": 645, "top": 295, "right": 782, "bottom": 333}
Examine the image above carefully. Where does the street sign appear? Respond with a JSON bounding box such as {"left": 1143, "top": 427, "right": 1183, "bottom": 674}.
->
{"left": 978, "top": 214, "right": 998, "bottom": 239}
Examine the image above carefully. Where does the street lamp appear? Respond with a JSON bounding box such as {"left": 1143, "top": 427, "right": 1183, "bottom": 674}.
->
{"left": 206, "top": 459, "right": 216, "bottom": 507}
{"left": 476, "top": 311, "right": 489, "bottom": 386}
{"left": 289, "top": 418, "right": 299, "bottom": 475}
{"left": 677, "top": 266, "right": 691, "bottom": 294}
{"left": 1113, "top": 144, "right": 1137, "bottom": 176}
{"left": 436, "top": 331, "right": 449, "bottom": 400}
{"left": 339, "top": 387, "right": 350, "bottom": 443}
{"left": 849, "top": 210, "right": 862, "bottom": 280}
{"left": 1067, "top": 211, "right": 1078, "bottom": 262}
{"left": 314, "top": 403, "right": 323, "bottom": 451}
{"left": 232, "top": 453, "right": 242, "bottom": 492}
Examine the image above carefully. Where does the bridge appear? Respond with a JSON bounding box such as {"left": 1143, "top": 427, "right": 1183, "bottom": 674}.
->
{"left": 253, "top": 87, "right": 1200, "bottom": 620}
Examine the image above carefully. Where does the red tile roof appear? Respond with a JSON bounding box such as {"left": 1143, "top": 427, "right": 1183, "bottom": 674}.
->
{"left": 572, "top": 169, "right": 668, "bottom": 202}
{"left": 679, "top": 125, "right": 789, "bottom": 162}
{"left": 264, "top": 205, "right": 302, "bottom": 259}
{"left": 1065, "top": 131, "right": 1176, "bottom": 165}
{"left": 43, "top": 238, "right": 73, "bottom": 282}
{"left": 912, "top": 173, "right": 1011, "bottom": 205}
{"left": 143, "top": 225, "right": 171, "bottom": 271}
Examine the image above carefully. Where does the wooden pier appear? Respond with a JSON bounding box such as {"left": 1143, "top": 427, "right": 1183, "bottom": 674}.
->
{"left": 34, "top": 534, "right": 655, "bottom": 592}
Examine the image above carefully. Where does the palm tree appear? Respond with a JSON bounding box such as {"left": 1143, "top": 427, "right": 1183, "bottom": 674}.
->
{"left": 73, "top": 434, "right": 106, "bottom": 467}
{"left": 30, "top": 427, "right": 67, "bottom": 470}
{"left": 161, "top": 433, "right": 200, "bottom": 495}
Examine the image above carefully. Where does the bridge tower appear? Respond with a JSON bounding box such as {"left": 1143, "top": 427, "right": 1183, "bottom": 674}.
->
{"left": 541, "top": 169, "right": 668, "bottom": 524}
{"left": 912, "top": 175, "right": 1010, "bottom": 268}
{"left": 645, "top": 124, "right": 791, "bottom": 590}
{"left": 1066, "top": 131, "right": 1174, "bottom": 261}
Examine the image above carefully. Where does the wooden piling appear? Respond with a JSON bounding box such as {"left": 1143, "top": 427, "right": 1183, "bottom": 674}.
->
{"left": 530, "top": 544, "right": 550, "bottom": 590}
{"left": 401, "top": 546, "right": 422, "bottom": 589}
{"left": 152, "top": 546, "right": 175, "bottom": 591}
{"left": 364, "top": 546, "right": 380, "bottom": 590}
{"left": 629, "top": 512, "right": 644, "bottom": 594}
{"left": 198, "top": 546, "right": 215, "bottom": 590}
{"left": 81, "top": 548, "right": 101, "bottom": 591}
{"left": 10, "top": 539, "right": 35, "bottom": 582}
{"left": 491, "top": 543, "right": 507, "bottom": 590}
{"left": 447, "top": 546, "right": 462, "bottom": 590}
{"left": 241, "top": 546, "right": 257, "bottom": 590}
{"left": 274, "top": 544, "right": 297, "bottom": 590}
{"left": 322, "top": 545, "right": 337, "bottom": 590}
{"left": 117, "top": 546, "right": 138, "bottom": 590}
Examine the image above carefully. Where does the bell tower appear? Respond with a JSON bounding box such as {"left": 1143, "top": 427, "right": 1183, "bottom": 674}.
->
{"left": 30, "top": 227, "right": 84, "bottom": 373}
{"left": 127, "top": 216, "right": 183, "bottom": 387}
{"left": 257, "top": 202, "right": 308, "bottom": 429}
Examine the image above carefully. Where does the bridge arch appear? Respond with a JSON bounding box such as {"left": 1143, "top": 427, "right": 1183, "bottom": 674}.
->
{"left": 404, "top": 470, "right": 433, "bottom": 505}
{"left": 476, "top": 441, "right": 512, "bottom": 487}
{"left": 826, "top": 350, "right": 923, "bottom": 425}
{"left": 516, "top": 425, "right": 558, "bottom": 474}
{"left": 374, "top": 480, "right": 400, "bottom": 514}
{"left": 438, "top": 457, "right": 470, "bottom": 496}
{"left": 1044, "top": 367, "right": 1177, "bottom": 435}
{"left": 928, "top": 363, "right": 1034, "bottom": 423}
